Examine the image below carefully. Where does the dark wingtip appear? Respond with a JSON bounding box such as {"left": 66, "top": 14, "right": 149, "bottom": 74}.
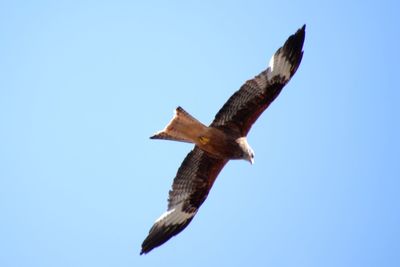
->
{"left": 280, "top": 24, "right": 306, "bottom": 77}
{"left": 140, "top": 217, "right": 194, "bottom": 255}
{"left": 286, "top": 25, "right": 306, "bottom": 53}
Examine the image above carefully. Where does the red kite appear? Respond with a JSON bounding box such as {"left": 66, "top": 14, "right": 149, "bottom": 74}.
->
{"left": 141, "top": 25, "right": 305, "bottom": 254}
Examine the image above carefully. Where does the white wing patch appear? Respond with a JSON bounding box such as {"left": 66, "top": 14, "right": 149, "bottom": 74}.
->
{"left": 267, "top": 50, "right": 291, "bottom": 81}
{"left": 155, "top": 203, "right": 196, "bottom": 226}
{"left": 254, "top": 48, "right": 293, "bottom": 90}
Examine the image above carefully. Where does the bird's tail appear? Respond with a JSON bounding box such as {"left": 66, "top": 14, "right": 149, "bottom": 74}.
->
{"left": 150, "top": 107, "right": 207, "bottom": 143}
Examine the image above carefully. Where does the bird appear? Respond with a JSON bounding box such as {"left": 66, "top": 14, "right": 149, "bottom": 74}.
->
{"left": 140, "top": 25, "right": 306, "bottom": 255}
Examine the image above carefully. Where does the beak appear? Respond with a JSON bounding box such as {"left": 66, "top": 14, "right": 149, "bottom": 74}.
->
{"left": 249, "top": 157, "right": 254, "bottom": 165}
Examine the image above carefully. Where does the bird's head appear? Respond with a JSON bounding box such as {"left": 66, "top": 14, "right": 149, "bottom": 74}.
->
{"left": 236, "top": 137, "right": 255, "bottom": 164}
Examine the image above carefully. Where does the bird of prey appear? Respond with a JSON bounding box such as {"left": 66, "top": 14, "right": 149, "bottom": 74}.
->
{"left": 141, "top": 25, "right": 306, "bottom": 254}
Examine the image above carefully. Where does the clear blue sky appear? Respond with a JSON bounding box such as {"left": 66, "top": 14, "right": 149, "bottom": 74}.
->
{"left": 1, "top": 1, "right": 399, "bottom": 266}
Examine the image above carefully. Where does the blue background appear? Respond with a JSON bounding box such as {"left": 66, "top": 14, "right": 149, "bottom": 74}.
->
{"left": 1, "top": 1, "right": 399, "bottom": 266}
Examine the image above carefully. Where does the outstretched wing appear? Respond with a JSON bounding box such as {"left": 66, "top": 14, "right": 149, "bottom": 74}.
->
{"left": 140, "top": 147, "right": 227, "bottom": 254}
{"left": 211, "top": 25, "right": 306, "bottom": 136}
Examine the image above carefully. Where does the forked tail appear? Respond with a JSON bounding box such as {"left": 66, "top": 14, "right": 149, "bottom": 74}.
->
{"left": 150, "top": 107, "right": 207, "bottom": 143}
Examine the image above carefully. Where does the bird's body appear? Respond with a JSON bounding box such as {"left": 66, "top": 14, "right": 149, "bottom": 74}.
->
{"left": 141, "top": 25, "right": 306, "bottom": 254}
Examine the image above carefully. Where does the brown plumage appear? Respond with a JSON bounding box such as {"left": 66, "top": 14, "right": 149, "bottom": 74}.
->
{"left": 141, "top": 25, "right": 306, "bottom": 255}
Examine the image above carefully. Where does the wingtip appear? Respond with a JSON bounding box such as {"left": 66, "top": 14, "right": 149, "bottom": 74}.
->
{"left": 279, "top": 24, "right": 306, "bottom": 77}
{"left": 268, "top": 25, "right": 306, "bottom": 81}
{"left": 140, "top": 241, "right": 153, "bottom": 255}
{"left": 287, "top": 24, "right": 306, "bottom": 48}
{"left": 292, "top": 25, "right": 306, "bottom": 46}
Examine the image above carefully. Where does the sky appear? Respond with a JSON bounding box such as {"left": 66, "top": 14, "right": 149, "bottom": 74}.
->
{"left": 1, "top": 0, "right": 399, "bottom": 266}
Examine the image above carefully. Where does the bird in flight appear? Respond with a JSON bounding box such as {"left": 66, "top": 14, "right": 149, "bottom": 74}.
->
{"left": 141, "top": 25, "right": 306, "bottom": 254}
